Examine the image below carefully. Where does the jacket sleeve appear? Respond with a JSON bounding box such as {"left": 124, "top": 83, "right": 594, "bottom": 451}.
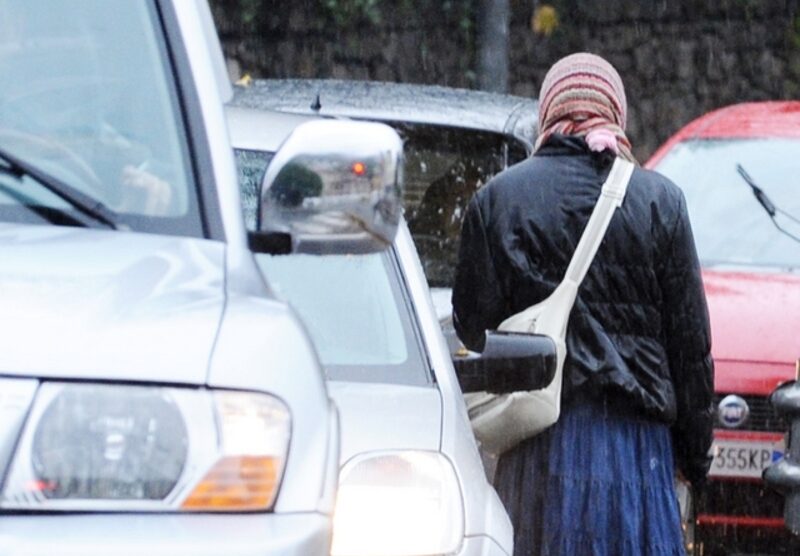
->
{"left": 660, "top": 191, "right": 715, "bottom": 488}
{"left": 452, "top": 195, "right": 508, "bottom": 352}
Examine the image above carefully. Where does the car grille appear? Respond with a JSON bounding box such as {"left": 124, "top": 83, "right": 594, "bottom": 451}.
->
{"left": 699, "top": 395, "right": 793, "bottom": 555}
{"left": 698, "top": 525, "right": 800, "bottom": 556}
{"left": 696, "top": 480, "right": 783, "bottom": 519}
{"left": 713, "top": 393, "right": 787, "bottom": 432}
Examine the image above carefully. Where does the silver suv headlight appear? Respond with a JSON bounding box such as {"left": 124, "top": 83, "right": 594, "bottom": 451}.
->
{"left": 0, "top": 382, "right": 290, "bottom": 512}
{"left": 331, "top": 450, "right": 465, "bottom": 556}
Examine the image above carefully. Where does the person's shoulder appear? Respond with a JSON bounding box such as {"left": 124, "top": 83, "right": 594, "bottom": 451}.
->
{"left": 490, "top": 156, "right": 539, "bottom": 185}
{"left": 631, "top": 165, "right": 685, "bottom": 207}
{"left": 628, "top": 166, "right": 690, "bottom": 242}
{"left": 474, "top": 156, "right": 539, "bottom": 202}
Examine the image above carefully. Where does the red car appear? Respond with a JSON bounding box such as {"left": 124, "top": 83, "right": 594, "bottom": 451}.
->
{"left": 647, "top": 101, "right": 800, "bottom": 555}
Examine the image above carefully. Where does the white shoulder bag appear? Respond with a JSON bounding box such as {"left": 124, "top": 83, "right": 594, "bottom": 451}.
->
{"left": 466, "top": 157, "right": 635, "bottom": 455}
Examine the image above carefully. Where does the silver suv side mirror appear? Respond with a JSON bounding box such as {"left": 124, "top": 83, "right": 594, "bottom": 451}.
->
{"left": 256, "top": 119, "right": 402, "bottom": 254}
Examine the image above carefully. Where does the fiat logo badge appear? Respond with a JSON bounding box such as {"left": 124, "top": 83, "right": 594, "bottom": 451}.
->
{"left": 718, "top": 395, "right": 749, "bottom": 428}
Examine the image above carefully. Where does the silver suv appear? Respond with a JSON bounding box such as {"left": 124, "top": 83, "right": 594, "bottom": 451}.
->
{"left": 0, "top": 2, "right": 400, "bottom": 554}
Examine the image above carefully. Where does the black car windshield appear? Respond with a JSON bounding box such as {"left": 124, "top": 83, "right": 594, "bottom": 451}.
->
{"left": 653, "top": 138, "right": 800, "bottom": 271}
{"left": 398, "top": 123, "right": 529, "bottom": 287}
{"left": 0, "top": 1, "right": 202, "bottom": 235}
{"left": 234, "top": 147, "right": 430, "bottom": 385}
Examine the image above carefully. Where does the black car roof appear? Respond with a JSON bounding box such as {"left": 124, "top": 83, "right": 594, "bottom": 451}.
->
{"left": 233, "top": 78, "right": 538, "bottom": 151}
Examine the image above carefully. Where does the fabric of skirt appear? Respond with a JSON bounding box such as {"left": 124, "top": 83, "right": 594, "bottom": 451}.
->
{"left": 493, "top": 398, "right": 685, "bottom": 556}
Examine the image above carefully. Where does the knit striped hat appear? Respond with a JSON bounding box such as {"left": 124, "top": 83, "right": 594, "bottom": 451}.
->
{"left": 535, "top": 52, "right": 636, "bottom": 162}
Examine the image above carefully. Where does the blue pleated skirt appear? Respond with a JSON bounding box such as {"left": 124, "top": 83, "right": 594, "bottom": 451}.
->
{"left": 493, "top": 398, "right": 685, "bottom": 556}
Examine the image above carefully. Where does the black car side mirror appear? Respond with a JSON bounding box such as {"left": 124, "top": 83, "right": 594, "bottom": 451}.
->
{"left": 453, "top": 331, "right": 556, "bottom": 394}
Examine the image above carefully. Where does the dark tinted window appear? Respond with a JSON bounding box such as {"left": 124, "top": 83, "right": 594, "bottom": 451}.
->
{"left": 396, "top": 123, "right": 529, "bottom": 286}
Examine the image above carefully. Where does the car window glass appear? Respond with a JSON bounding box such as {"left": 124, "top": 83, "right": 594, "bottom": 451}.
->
{"left": 0, "top": 1, "right": 202, "bottom": 235}
{"left": 654, "top": 138, "right": 800, "bottom": 270}
{"left": 256, "top": 252, "right": 430, "bottom": 385}
{"left": 507, "top": 138, "right": 529, "bottom": 164}
{"left": 234, "top": 148, "right": 273, "bottom": 230}
{"left": 395, "top": 122, "right": 528, "bottom": 287}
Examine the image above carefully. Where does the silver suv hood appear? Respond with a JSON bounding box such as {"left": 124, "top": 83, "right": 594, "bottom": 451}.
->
{"left": 0, "top": 225, "right": 225, "bottom": 383}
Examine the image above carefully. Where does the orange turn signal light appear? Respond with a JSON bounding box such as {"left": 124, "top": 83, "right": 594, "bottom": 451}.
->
{"left": 181, "top": 456, "right": 280, "bottom": 511}
{"left": 352, "top": 162, "right": 367, "bottom": 176}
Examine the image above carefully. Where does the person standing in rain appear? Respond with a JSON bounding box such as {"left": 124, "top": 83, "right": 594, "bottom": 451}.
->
{"left": 452, "top": 52, "right": 714, "bottom": 555}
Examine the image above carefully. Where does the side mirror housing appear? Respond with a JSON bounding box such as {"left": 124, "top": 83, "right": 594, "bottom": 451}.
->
{"left": 453, "top": 331, "right": 556, "bottom": 394}
{"left": 253, "top": 119, "right": 402, "bottom": 254}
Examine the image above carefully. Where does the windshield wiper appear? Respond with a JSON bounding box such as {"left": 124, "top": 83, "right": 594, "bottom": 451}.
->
{"left": 736, "top": 163, "right": 800, "bottom": 244}
{"left": 0, "top": 146, "right": 117, "bottom": 229}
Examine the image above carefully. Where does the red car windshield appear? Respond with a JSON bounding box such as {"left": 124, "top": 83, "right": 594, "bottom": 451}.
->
{"left": 654, "top": 138, "right": 800, "bottom": 271}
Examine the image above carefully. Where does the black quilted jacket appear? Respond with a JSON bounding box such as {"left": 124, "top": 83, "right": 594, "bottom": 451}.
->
{"left": 452, "top": 134, "right": 714, "bottom": 485}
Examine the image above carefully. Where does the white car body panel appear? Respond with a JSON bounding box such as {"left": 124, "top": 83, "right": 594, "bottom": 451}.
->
{"left": 394, "top": 223, "right": 513, "bottom": 554}
{"left": 206, "top": 292, "right": 336, "bottom": 514}
{"left": 329, "top": 382, "right": 442, "bottom": 462}
{"left": 0, "top": 226, "right": 224, "bottom": 382}
{"left": 173, "top": 0, "right": 338, "bottom": 519}
{"left": 0, "top": 514, "right": 331, "bottom": 556}
{"left": 0, "top": 1, "right": 337, "bottom": 553}
{"left": 228, "top": 106, "right": 514, "bottom": 555}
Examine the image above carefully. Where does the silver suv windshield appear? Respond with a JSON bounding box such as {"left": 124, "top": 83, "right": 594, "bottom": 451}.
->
{"left": 654, "top": 138, "right": 800, "bottom": 271}
{"left": 0, "top": 1, "right": 202, "bottom": 235}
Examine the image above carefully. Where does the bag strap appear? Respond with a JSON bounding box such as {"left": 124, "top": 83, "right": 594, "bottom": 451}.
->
{"left": 496, "top": 157, "right": 635, "bottom": 338}
{"left": 562, "top": 157, "right": 634, "bottom": 286}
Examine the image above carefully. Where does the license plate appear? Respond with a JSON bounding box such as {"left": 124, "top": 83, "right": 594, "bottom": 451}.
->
{"left": 709, "top": 433, "right": 785, "bottom": 479}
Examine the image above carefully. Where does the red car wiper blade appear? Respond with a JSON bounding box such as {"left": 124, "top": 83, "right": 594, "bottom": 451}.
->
{"left": 737, "top": 163, "right": 800, "bottom": 244}
{"left": 0, "top": 145, "right": 117, "bottom": 230}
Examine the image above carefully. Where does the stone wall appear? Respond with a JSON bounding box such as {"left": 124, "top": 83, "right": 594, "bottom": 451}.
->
{"left": 212, "top": 1, "right": 476, "bottom": 85}
{"left": 212, "top": 0, "right": 800, "bottom": 160}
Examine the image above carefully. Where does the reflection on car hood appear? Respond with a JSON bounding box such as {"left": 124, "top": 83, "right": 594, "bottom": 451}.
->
{"left": 328, "top": 381, "right": 442, "bottom": 464}
{"left": 0, "top": 225, "right": 225, "bottom": 383}
{"left": 704, "top": 269, "right": 800, "bottom": 365}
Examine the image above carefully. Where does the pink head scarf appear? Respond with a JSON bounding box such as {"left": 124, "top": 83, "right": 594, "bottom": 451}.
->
{"left": 535, "top": 52, "right": 636, "bottom": 162}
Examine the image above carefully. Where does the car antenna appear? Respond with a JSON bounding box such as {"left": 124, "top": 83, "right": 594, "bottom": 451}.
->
{"left": 311, "top": 93, "right": 322, "bottom": 111}
{"left": 737, "top": 163, "right": 800, "bottom": 244}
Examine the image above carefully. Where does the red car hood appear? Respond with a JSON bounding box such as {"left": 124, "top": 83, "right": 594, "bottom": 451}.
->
{"left": 704, "top": 269, "right": 799, "bottom": 395}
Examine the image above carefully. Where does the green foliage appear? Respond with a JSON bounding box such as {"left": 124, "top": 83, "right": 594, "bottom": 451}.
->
{"left": 323, "top": 0, "right": 383, "bottom": 26}
{"left": 238, "top": 0, "right": 265, "bottom": 27}
{"left": 271, "top": 162, "right": 324, "bottom": 208}
{"left": 792, "top": 13, "right": 800, "bottom": 50}
{"left": 397, "top": 0, "right": 473, "bottom": 32}
{"left": 734, "top": 0, "right": 764, "bottom": 20}
{"left": 319, "top": 0, "right": 474, "bottom": 30}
